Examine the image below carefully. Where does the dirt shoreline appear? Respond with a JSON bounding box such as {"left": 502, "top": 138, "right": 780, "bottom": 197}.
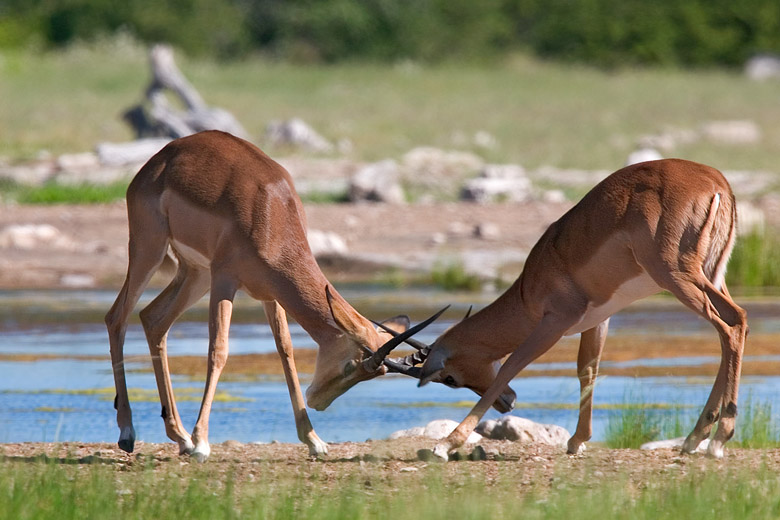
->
{"left": 3, "top": 440, "right": 780, "bottom": 490}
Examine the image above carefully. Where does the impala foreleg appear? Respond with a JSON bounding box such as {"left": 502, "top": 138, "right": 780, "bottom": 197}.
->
{"left": 567, "top": 319, "right": 609, "bottom": 454}
{"left": 190, "top": 280, "right": 237, "bottom": 462}
{"left": 433, "top": 313, "right": 580, "bottom": 460}
{"left": 263, "top": 301, "right": 328, "bottom": 457}
{"left": 140, "top": 264, "right": 210, "bottom": 455}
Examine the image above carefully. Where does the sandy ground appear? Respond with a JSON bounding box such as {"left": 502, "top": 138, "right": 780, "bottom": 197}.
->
{"left": 3, "top": 439, "right": 780, "bottom": 492}
{"left": 0, "top": 200, "right": 569, "bottom": 289}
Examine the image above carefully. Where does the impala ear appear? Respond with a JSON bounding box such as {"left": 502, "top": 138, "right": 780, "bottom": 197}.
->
{"left": 377, "top": 315, "right": 410, "bottom": 334}
{"left": 325, "top": 285, "right": 369, "bottom": 338}
{"left": 418, "top": 347, "right": 449, "bottom": 387}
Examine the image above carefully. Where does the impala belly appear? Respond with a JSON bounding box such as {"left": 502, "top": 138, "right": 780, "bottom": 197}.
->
{"left": 162, "top": 190, "right": 233, "bottom": 269}
{"left": 565, "top": 272, "right": 661, "bottom": 335}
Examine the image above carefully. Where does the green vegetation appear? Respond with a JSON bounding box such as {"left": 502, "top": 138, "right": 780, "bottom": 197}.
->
{"left": 726, "top": 231, "right": 780, "bottom": 289}
{"left": 4, "top": 45, "right": 780, "bottom": 172}
{"left": 3, "top": 457, "right": 780, "bottom": 519}
{"left": 3, "top": 0, "right": 780, "bottom": 66}
{"left": 737, "top": 395, "right": 780, "bottom": 449}
{"left": 0, "top": 180, "right": 129, "bottom": 204}
{"left": 606, "top": 394, "right": 780, "bottom": 449}
{"left": 605, "top": 404, "right": 682, "bottom": 449}
{"left": 431, "top": 261, "right": 482, "bottom": 292}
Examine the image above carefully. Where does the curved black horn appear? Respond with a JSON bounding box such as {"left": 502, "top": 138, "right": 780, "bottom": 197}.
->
{"left": 383, "top": 358, "right": 423, "bottom": 379}
{"left": 463, "top": 305, "right": 473, "bottom": 320}
{"left": 371, "top": 320, "right": 429, "bottom": 351}
{"left": 362, "top": 305, "right": 449, "bottom": 372}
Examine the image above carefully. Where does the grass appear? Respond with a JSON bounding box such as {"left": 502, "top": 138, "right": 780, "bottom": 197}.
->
{"left": 606, "top": 391, "right": 780, "bottom": 449}
{"left": 3, "top": 456, "right": 780, "bottom": 519}
{"left": 3, "top": 42, "right": 780, "bottom": 173}
{"left": 726, "top": 231, "right": 780, "bottom": 289}
{"left": 0, "top": 180, "right": 130, "bottom": 204}
{"left": 430, "top": 260, "right": 483, "bottom": 292}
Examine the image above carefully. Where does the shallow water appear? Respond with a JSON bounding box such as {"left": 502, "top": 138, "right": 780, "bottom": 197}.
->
{"left": 1, "top": 289, "right": 779, "bottom": 446}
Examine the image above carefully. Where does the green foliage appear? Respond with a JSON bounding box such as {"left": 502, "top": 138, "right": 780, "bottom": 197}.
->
{"left": 4, "top": 457, "right": 780, "bottom": 519}
{"left": 737, "top": 395, "right": 779, "bottom": 449}
{"left": 605, "top": 389, "right": 691, "bottom": 449}
{"left": 3, "top": 0, "right": 780, "bottom": 65}
{"left": 726, "top": 230, "right": 780, "bottom": 289}
{"left": 431, "top": 261, "right": 482, "bottom": 292}
{"left": 0, "top": 180, "right": 129, "bottom": 205}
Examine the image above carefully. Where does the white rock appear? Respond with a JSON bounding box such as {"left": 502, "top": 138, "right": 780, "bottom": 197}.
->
{"left": 745, "top": 54, "right": 780, "bottom": 81}
{"left": 701, "top": 120, "right": 761, "bottom": 145}
{"left": 97, "top": 138, "right": 171, "bottom": 166}
{"left": 57, "top": 152, "right": 100, "bottom": 172}
{"left": 625, "top": 148, "right": 663, "bottom": 166}
{"left": 640, "top": 437, "right": 709, "bottom": 453}
{"left": 476, "top": 416, "right": 570, "bottom": 447}
{"left": 388, "top": 419, "right": 483, "bottom": 444}
{"left": 266, "top": 118, "right": 334, "bottom": 153}
{"left": 461, "top": 164, "right": 531, "bottom": 203}
{"left": 307, "top": 229, "right": 348, "bottom": 256}
{"left": 0, "top": 224, "right": 76, "bottom": 250}
{"left": 349, "top": 159, "right": 405, "bottom": 204}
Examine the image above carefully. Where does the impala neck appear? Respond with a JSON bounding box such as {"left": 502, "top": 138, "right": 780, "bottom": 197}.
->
{"left": 447, "top": 276, "right": 541, "bottom": 360}
{"left": 269, "top": 261, "right": 353, "bottom": 347}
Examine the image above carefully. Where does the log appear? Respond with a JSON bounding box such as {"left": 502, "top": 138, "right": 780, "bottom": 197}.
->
{"left": 123, "top": 44, "right": 248, "bottom": 140}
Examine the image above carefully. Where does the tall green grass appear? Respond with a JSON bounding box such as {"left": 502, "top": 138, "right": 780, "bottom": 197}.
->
{"left": 726, "top": 231, "right": 780, "bottom": 289}
{"left": 430, "top": 260, "right": 483, "bottom": 292}
{"left": 3, "top": 457, "right": 780, "bottom": 519}
{"left": 605, "top": 392, "right": 779, "bottom": 449}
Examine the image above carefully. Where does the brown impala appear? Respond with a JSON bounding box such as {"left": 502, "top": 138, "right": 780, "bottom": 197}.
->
{"left": 381, "top": 159, "right": 747, "bottom": 460}
{"left": 105, "top": 131, "right": 444, "bottom": 462}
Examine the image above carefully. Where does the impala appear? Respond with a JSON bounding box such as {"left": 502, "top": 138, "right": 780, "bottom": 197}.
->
{"left": 105, "top": 130, "right": 443, "bottom": 462}
{"left": 382, "top": 159, "right": 747, "bottom": 460}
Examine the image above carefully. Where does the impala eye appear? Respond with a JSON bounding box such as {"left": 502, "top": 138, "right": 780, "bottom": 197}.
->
{"left": 343, "top": 360, "right": 357, "bottom": 377}
{"left": 444, "top": 375, "right": 457, "bottom": 387}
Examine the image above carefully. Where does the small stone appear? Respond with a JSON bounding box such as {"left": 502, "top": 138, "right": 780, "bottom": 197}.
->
{"left": 400, "top": 467, "right": 419, "bottom": 473}
{"left": 362, "top": 454, "right": 380, "bottom": 463}
{"left": 473, "top": 223, "right": 500, "bottom": 241}
{"left": 417, "top": 449, "right": 436, "bottom": 462}
{"left": 448, "top": 450, "right": 465, "bottom": 462}
{"left": 469, "top": 445, "right": 488, "bottom": 461}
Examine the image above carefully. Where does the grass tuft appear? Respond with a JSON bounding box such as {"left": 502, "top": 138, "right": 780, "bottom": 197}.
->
{"left": 726, "top": 230, "right": 780, "bottom": 289}
{"left": 0, "top": 180, "right": 129, "bottom": 205}
{"left": 430, "top": 261, "right": 482, "bottom": 292}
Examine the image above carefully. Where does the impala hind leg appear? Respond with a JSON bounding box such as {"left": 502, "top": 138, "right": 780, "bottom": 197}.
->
{"left": 567, "top": 319, "right": 609, "bottom": 454}
{"left": 105, "top": 216, "right": 169, "bottom": 453}
{"left": 665, "top": 277, "right": 747, "bottom": 458}
{"left": 263, "top": 301, "right": 328, "bottom": 457}
{"left": 139, "top": 263, "right": 210, "bottom": 455}
{"left": 190, "top": 278, "right": 237, "bottom": 462}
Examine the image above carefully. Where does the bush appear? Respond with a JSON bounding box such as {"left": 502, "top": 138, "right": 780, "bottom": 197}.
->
{"left": 3, "top": 0, "right": 780, "bottom": 65}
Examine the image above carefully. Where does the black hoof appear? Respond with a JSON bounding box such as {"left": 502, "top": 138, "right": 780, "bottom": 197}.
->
{"left": 118, "top": 437, "right": 135, "bottom": 453}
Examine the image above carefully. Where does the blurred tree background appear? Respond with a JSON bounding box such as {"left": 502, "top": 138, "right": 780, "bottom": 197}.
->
{"left": 2, "top": 0, "right": 779, "bottom": 66}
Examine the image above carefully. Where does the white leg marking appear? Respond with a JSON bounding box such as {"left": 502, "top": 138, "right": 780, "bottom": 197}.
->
{"left": 191, "top": 441, "right": 211, "bottom": 462}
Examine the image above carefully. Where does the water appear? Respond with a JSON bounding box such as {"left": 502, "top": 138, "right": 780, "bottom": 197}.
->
{"left": 1, "top": 290, "right": 779, "bottom": 446}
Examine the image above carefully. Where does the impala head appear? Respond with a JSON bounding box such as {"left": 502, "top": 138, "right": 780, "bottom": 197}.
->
{"left": 379, "top": 310, "right": 517, "bottom": 413}
{"left": 305, "top": 286, "right": 448, "bottom": 411}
